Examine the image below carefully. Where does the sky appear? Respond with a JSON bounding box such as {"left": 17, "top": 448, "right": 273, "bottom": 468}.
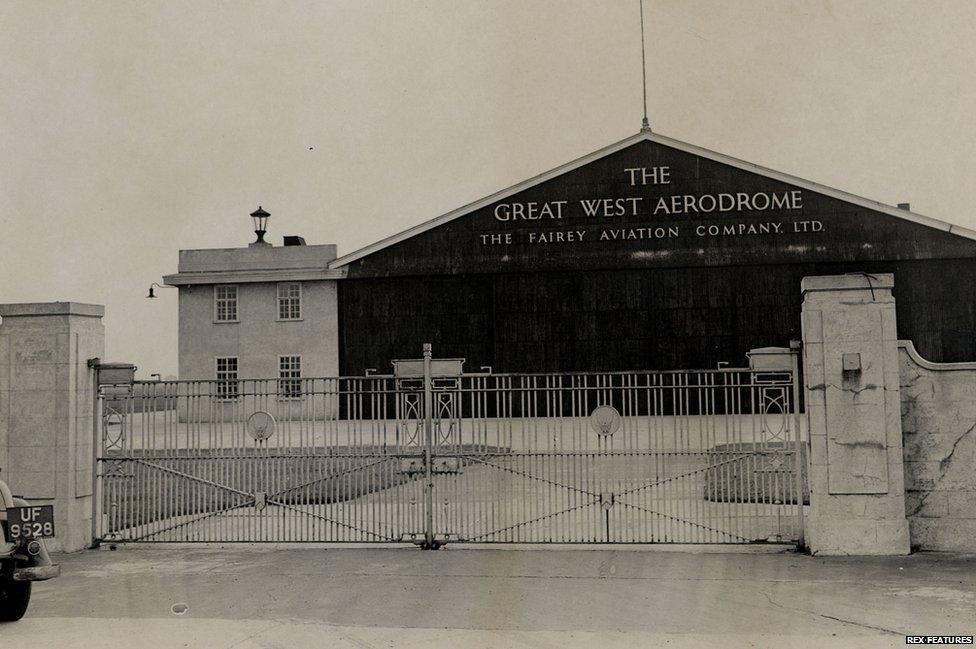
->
{"left": 2, "top": 0, "right": 975, "bottom": 377}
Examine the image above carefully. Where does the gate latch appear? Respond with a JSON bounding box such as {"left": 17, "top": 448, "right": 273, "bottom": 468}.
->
{"left": 398, "top": 457, "right": 462, "bottom": 475}
{"left": 400, "top": 532, "right": 457, "bottom": 549}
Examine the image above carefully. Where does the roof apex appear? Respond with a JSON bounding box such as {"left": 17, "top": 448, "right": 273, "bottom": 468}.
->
{"left": 329, "top": 130, "right": 976, "bottom": 269}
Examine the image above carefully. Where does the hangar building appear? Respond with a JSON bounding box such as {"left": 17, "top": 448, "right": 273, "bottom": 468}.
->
{"left": 164, "top": 130, "right": 976, "bottom": 381}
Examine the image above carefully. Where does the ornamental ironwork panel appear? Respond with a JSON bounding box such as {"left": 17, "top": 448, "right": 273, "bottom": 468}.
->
{"left": 94, "top": 346, "right": 806, "bottom": 546}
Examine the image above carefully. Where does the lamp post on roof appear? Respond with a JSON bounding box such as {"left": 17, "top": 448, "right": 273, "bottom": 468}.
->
{"left": 250, "top": 206, "right": 271, "bottom": 247}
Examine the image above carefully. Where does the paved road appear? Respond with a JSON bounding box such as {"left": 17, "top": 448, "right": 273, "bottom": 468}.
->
{"left": 4, "top": 545, "right": 975, "bottom": 648}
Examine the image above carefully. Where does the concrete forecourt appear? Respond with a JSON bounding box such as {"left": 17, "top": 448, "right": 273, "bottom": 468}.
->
{"left": 3, "top": 545, "right": 974, "bottom": 648}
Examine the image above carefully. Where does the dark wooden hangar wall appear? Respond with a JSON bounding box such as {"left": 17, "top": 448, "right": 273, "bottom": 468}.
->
{"left": 336, "top": 138, "right": 976, "bottom": 374}
{"left": 338, "top": 258, "right": 976, "bottom": 374}
{"left": 341, "top": 140, "right": 976, "bottom": 277}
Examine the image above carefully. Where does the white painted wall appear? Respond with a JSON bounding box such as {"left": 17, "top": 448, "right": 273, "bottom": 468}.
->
{"left": 178, "top": 280, "right": 338, "bottom": 381}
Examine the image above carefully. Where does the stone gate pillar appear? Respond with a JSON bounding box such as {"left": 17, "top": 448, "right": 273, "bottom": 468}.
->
{"left": 0, "top": 302, "right": 105, "bottom": 552}
{"left": 801, "top": 274, "right": 910, "bottom": 555}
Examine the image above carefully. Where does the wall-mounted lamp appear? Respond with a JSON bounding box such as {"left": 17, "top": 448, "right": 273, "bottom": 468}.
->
{"left": 146, "top": 282, "right": 175, "bottom": 299}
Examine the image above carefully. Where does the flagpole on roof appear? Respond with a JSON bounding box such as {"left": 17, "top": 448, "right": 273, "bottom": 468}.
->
{"left": 640, "top": 0, "right": 652, "bottom": 133}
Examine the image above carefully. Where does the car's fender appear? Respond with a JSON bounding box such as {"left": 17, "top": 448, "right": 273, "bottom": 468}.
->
{"left": 0, "top": 479, "right": 15, "bottom": 554}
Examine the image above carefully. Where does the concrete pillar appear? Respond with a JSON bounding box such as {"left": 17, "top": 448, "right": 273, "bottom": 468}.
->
{"left": 0, "top": 302, "right": 104, "bottom": 552}
{"left": 800, "top": 274, "right": 910, "bottom": 555}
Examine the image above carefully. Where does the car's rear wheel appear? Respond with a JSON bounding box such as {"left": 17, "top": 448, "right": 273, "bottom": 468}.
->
{"left": 0, "top": 579, "right": 31, "bottom": 621}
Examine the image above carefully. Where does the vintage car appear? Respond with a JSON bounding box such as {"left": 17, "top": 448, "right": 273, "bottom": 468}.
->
{"left": 0, "top": 476, "right": 60, "bottom": 621}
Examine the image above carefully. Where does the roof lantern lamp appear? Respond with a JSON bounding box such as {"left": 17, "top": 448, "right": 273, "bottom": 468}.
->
{"left": 250, "top": 206, "right": 271, "bottom": 245}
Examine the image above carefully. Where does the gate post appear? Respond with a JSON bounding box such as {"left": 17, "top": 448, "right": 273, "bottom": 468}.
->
{"left": 0, "top": 302, "right": 105, "bottom": 552}
{"left": 800, "top": 274, "right": 910, "bottom": 555}
{"left": 422, "top": 343, "right": 435, "bottom": 549}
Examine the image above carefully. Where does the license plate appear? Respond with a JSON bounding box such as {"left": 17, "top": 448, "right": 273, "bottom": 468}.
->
{"left": 7, "top": 506, "right": 55, "bottom": 540}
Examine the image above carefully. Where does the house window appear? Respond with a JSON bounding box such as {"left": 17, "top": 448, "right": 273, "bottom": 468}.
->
{"left": 277, "top": 282, "right": 302, "bottom": 320}
{"left": 214, "top": 285, "right": 238, "bottom": 322}
{"left": 278, "top": 355, "right": 302, "bottom": 399}
{"left": 215, "top": 357, "right": 239, "bottom": 400}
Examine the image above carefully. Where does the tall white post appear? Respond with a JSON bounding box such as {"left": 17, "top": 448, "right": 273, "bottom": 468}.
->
{"left": 0, "top": 302, "right": 105, "bottom": 552}
{"left": 801, "top": 274, "right": 910, "bottom": 555}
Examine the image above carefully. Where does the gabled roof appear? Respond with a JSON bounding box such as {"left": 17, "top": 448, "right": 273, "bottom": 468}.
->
{"left": 329, "top": 130, "right": 976, "bottom": 269}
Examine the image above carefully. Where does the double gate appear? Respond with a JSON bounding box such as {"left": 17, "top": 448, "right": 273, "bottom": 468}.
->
{"left": 95, "top": 345, "right": 807, "bottom": 546}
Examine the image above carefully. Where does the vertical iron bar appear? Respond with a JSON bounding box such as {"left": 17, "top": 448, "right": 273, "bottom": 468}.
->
{"left": 91, "top": 372, "right": 101, "bottom": 543}
{"left": 791, "top": 350, "right": 805, "bottom": 545}
{"left": 422, "top": 343, "right": 435, "bottom": 548}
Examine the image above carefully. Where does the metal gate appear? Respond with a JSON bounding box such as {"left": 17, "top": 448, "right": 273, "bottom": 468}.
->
{"left": 94, "top": 345, "right": 807, "bottom": 545}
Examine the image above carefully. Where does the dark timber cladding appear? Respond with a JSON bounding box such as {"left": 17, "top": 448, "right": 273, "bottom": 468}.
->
{"left": 333, "top": 133, "right": 976, "bottom": 374}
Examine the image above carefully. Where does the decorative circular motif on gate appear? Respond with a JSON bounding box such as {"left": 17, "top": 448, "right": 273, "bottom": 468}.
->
{"left": 246, "top": 411, "right": 276, "bottom": 441}
{"left": 103, "top": 407, "right": 127, "bottom": 450}
{"left": 589, "top": 405, "right": 622, "bottom": 436}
